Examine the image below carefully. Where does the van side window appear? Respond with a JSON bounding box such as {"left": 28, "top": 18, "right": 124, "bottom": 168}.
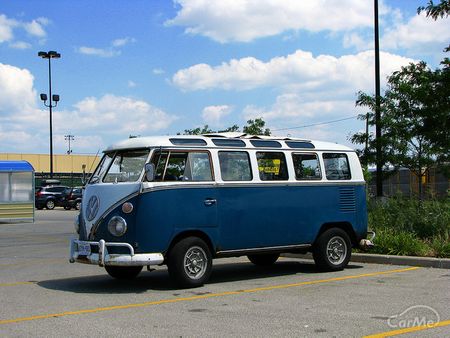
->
{"left": 151, "top": 151, "right": 213, "bottom": 181}
{"left": 292, "top": 153, "right": 321, "bottom": 180}
{"left": 323, "top": 153, "right": 351, "bottom": 180}
{"left": 256, "top": 152, "right": 288, "bottom": 181}
{"left": 219, "top": 151, "right": 252, "bottom": 181}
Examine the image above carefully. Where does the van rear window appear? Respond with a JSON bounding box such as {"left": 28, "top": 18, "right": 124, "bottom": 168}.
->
{"left": 323, "top": 153, "right": 351, "bottom": 180}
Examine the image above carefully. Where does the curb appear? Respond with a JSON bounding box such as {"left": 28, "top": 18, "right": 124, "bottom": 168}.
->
{"left": 282, "top": 253, "right": 450, "bottom": 269}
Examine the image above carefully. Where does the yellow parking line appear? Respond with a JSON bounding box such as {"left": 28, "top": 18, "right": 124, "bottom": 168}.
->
{"left": 364, "top": 319, "right": 450, "bottom": 337}
{"left": 0, "top": 266, "right": 419, "bottom": 325}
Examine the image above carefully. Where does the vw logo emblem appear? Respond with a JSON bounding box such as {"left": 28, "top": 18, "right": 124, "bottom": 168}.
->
{"left": 86, "top": 195, "right": 100, "bottom": 221}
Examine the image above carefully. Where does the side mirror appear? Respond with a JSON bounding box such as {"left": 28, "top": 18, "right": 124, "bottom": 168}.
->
{"left": 144, "top": 163, "right": 155, "bottom": 182}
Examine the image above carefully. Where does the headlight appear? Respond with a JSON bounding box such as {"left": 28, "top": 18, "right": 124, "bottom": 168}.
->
{"left": 74, "top": 215, "right": 80, "bottom": 234}
{"left": 108, "top": 216, "right": 127, "bottom": 237}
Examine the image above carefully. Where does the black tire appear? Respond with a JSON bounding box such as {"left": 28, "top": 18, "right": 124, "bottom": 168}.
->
{"left": 247, "top": 253, "right": 279, "bottom": 266}
{"left": 313, "top": 228, "right": 352, "bottom": 271}
{"left": 105, "top": 266, "right": 143, "bottom": 280}
{"left": 36, "top": 206, "right": 44, "bottom": 210}
{"left": 45, "top": 199, "right": 55, "bottom": 210}
{"left": 64, "top": 206, "right": 71, "bottom": 210}
{"left": 167, "top": 237, "right": 212, "bottom": 288}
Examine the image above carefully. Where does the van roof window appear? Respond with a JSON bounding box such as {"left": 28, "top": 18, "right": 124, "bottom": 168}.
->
{"left": 212, "top": 139, "right": 246, "bottom": 147}
{"left": 250, "top": 140, "right": 282, "bottom": 148}
{"left": 169, "top": 138, "right": 207, "bottom": 146}
{"left": 285, "top": 141, "right": 315, "bottom": 149}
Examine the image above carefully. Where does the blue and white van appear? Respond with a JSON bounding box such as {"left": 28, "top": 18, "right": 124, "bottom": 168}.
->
{"left": 70, "top": 133, "right": 373, "bottom": 287}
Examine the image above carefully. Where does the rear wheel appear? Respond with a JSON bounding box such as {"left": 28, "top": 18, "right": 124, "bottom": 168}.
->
{"left": 247, "top": 253, "right": 279, "bottom": 266}
{"left": 45, "top": 200, "right": 55, "bottom": 210}
{"left": 313, "top": 228, "right": 351, "bottom": 271}
{"left": 167, "top": 237, "right": 212, "bottom": 288}
{"left": 64, "top": 206, "right": 71, "bottom": 210}
{"left": 105, "top": 266, "right": 143, "bottom": 280}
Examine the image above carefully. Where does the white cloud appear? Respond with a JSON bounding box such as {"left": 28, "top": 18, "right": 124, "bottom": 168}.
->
{"left": 152, "top": 68, "right": 165, "bottom": 75}
{"left": 9, "top": 41, "right": 32, "bottom": 49}
{"left": 0, "top": 14, "right": 17, "bottom": 42}
{"left": 343, "top": 32, "right": 372, "bottom": 51}
{"left": 0, "top": 14, "right": 49, "bottom": 46}
{"left": 202, "top": 105, "right": 232, "bottom": 126}
{"left": 173, "top": 49, "right": 415, "bottom": 94}
{"left": 382, "top": 12, "right": 450, "bottom": 52}
{"left": 0, "top": 63, "right": 37, "bottom": 113}
{"left": 23, "top": 19, "right": 47, "bottom": 38}
{"left": 69, "top": 94, "right": 177, "bottom": 134}
{"left": 112, "top": 37, "right": 136, "bottom": 47}
{"left": 167, "top": 0, "right": 374, "bottom": 43}
{"left": 127, "top": 80, "right": 137, "bottom": 88}
{"left": 77, "top": 46, "right": 121, "bottom": 58}
{"left": 77, "top": 36, "right": 136, "bottom": 57}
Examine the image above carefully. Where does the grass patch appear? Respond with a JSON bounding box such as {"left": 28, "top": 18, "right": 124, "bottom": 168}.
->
{"left": 367, "top": 197, "right": 450, "bottom": 258}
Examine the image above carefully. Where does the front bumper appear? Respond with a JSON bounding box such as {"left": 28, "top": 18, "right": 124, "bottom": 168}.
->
{"left": 69, "top": 238, "right": 164, "bottom": 267}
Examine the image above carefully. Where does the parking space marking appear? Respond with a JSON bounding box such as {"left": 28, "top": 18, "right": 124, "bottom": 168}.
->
{"left": 0, "top": 266, "right": 419, "bottom": 325}
{"left": 364, "top": 319, "right": 450, "bottom": 337}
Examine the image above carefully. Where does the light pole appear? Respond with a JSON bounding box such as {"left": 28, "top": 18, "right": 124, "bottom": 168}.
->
{"left": 65, "top": 134, "right": 74, "bottom": 154}
{"left": 38, "top": 50, "right": 61, "bottom": 179}
{"left": 374, "top": 0, "right": 382, "bottom": 197}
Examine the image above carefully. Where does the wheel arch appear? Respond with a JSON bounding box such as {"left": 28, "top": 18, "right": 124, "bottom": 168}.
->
{"left": 315, "top": 222, "right": 358, "bottom": 247}
{"left": 166, "top": 230, "right": 215, "bottom": 258}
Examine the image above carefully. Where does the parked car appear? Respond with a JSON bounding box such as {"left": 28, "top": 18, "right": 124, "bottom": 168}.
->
{"left": 61, "top": 187, "right": 83, "bottom": 210}
{"left": 35, "top": 185, "right": 68, "bottom": 210}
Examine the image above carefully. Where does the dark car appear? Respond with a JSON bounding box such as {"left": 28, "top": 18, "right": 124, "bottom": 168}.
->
{"left": 60, "top": 187, "right": 83, "bottom": 210}
{"left": 35, "top": 185, "right": 69, "bottom": 210}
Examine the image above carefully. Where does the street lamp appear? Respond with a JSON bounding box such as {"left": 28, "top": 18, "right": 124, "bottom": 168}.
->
{"left": 38, "top": 50, "right": 61, "bottom": 178}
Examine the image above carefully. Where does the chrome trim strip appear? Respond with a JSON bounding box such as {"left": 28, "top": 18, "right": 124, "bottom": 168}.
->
{"left": 216, "top": 243, "right": 311, "bottom": 257}
{"left": 141, "top": 180, "right": 366, "bottom": 193}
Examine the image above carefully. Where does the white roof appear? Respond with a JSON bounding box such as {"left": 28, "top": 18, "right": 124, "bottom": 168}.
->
{"left": 105, "top": 133, "right": 354, "bottom": 152}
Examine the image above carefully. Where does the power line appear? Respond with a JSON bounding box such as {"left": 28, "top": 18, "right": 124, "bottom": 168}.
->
{"left": 272, "top": 115, "right": 359, "bottom": 132}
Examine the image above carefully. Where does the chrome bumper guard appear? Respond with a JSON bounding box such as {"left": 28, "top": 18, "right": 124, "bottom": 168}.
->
{"left": 359, "top": 231, "right": 376, "bottom": 249}
{"left": 69, "top": 238, "right": 164, "bottom": 267}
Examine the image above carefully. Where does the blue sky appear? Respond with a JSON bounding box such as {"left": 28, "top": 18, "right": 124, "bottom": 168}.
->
{"left": 0, "top": 0, "right": 448, "bottom": 154}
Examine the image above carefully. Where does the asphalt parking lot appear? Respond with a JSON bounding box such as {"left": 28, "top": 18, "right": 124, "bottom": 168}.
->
{"left": 1, "top": 210, "right": 449, "bottom": 337}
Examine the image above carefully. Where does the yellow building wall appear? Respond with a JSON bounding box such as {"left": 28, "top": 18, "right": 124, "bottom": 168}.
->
{"left": 0, "top": 153, "right": 101, "bottom": 174}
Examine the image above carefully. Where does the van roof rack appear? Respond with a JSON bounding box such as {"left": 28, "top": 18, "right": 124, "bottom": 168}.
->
{"left": 203, "top": 132, "right": 311, "bottom": 142}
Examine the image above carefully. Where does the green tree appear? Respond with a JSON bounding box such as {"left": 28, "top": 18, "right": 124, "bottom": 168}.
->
{"left": 418, "top": 1, "right": 450, "bottom": 52}
{"left": 242, "top": 118, "right": 271, "bottom": 136}
{"left": 182, "top": 125, "right": 214, "bottom": 135}
{"left": 418, "top": 0, "right": 450, "bottom": 19}
{"left": 351, "top": 62, "right": 449, "bottom": 199}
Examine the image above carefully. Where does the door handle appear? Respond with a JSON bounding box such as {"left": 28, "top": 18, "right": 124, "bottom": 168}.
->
{"left": 204, "top": 198, "right": 217, "bottom": 206}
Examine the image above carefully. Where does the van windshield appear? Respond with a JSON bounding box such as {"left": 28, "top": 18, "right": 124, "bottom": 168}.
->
{"left": 102, "top": 150, "right": 150, "bottom": 183}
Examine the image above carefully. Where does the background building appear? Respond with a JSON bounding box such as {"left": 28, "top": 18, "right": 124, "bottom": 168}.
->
{"left": 0, "top": 153, "right": 100, "bottom": 187}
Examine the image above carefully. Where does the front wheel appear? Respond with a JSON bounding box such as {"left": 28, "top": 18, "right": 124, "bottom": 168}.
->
{"left": 313, "top": 228, "right": 352, "bottom": 271}
{"left": 105, "top": 266, "right": 143, "bottom": 279}
{"left": 167, "top": 237, "right": 212, "bottom": 288}
{"left": 45, "top": 200, "right": 55, "bottom": 210}
{"left": 247, "top": 253, "right": 279, "bottom": 266}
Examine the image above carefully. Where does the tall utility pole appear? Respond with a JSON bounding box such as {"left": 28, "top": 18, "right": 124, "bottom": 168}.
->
{"left": 38, "top": 50, "right": 61, "bottom": 179}
{"left": 65, "top": 134, "right": 74, "bottom": 154}
{"left": 374, "top": 0, "right": 383, "bottom": 197}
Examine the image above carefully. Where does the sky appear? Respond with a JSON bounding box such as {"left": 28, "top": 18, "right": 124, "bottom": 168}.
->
{"left": 0, "top": 0, "right": 449, "bottom": 155}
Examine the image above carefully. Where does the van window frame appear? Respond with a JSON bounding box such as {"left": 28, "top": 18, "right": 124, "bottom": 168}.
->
{"left": 255, "top": 151, "right": 289, "bottom": 181}
{"left": 150, "top": 149, "right": 215, "bottom": 182}
{"left": 218, "top": 150, "right": 253, "bottom": 181}
{"left": 292, "top": 152, "right": 322, "bottom": 181}
{"left": 322, "top": 152, "right": 352, "bottom": 180}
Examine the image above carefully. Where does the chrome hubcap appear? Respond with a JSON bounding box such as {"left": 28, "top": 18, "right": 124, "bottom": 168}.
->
{"left": 184, "top": 246, "right": 207, "bottom": 280}
{"left": 326, "top": 236, "right": 347, "bottom": 265}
